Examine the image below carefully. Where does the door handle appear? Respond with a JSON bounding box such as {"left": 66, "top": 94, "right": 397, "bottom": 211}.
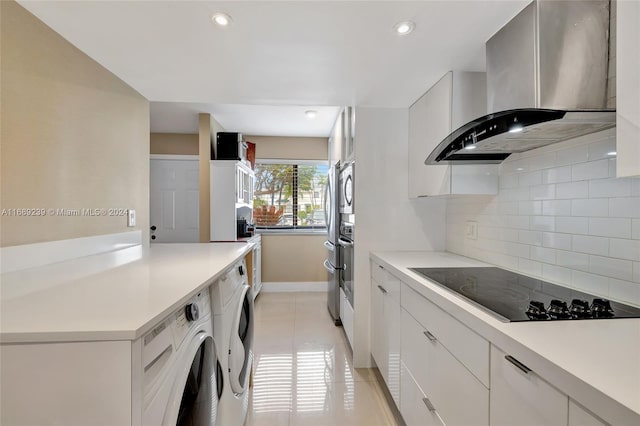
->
{"left": 323, "top": 240, "right": 335, "bottom": 251}
{"left": 505, "top": 355, "right": 532, "bottom": 374}
{"left": 323, "top": 259, "right": 336, "bottom": 274}
{"left": 338, "top": 237, "right": 353, "bottom": 247}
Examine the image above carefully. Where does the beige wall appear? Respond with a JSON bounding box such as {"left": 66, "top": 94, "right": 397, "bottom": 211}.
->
{"left": 245, "top": 135, "right": 328, "bottom": 160}
{"left": 261, "top": 234, "right": 327, "bottom": 282}
{"left": 0, "top": 1, "right": 150, "bottom": 247}
{"left": 150, "top": 133, "right": 198, "bottom": 155}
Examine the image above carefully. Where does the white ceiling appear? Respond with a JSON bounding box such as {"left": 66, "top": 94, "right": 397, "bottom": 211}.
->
{"left": 18, "top": 0, "right": 529, "bottom": 137}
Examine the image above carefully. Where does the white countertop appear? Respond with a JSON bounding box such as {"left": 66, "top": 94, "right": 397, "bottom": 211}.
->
{"left": 0, "top": 243, "right": 253, "bottom": 343}
{"left": 370, "top": 251, "right": 640, "bottom": 426}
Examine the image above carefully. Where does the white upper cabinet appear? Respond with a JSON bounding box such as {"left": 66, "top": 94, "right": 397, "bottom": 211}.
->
{"left": 616, "top": 0, "right": 640, "bottom": 177}
{"left": 408, "top": 71, "right": 498, "bottom": 197}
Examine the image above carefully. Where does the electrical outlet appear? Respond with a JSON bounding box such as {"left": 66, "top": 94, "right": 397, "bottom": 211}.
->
{"left": 127, "top": 209, "right": 136, "bottom": 227}
{"left": 465, "top": 221, "right": 478, "bottom": 240}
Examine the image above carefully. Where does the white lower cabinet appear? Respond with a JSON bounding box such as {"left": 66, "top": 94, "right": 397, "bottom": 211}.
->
{"left": 401, "top": 307, "right": 489, "bottom": 426}
{"left": 400, "top": 362, "right": 445, "bottom": 426}
{"left": 568, "top": 400, "right": 607, "bottom": 426}
{"left": 340, "top": 287, "right": 354, "bottom": 349}
{"left": 490, "top": 345, "right": 568, "bottom": 426}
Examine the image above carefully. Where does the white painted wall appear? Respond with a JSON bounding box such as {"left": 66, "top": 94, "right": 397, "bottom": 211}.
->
{"left": 352, "top": 107, "right": 446, "bottom": 367}
{"left": 447, "top": 128, "right": 640, "bottom": 307}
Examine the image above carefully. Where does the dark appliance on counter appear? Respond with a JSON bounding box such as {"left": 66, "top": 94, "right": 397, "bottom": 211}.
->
{"left": 323, "top": 162, "right": 342, "bottom": 325}
{"left": 214, "top": 132, "right": 247, "bottom": 161}
{"left": 410, "top": 267, "right": 640, "bottom": 322}
{"left": 236, "top": 219, "right": 253, "bottom": 238}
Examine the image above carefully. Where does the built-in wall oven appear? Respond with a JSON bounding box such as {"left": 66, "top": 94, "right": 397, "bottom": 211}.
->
{"left": 339, "top": 221, "right": 354, "bottom": 307}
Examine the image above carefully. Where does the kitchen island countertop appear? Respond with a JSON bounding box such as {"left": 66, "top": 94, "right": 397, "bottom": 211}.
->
{"left": 371, "top": 250, "right": 640, "bottom": 426}
{"left": 1, "top": 242, "right": 253, "bottom": 344}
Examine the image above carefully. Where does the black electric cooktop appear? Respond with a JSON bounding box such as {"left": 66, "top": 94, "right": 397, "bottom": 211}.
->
{"left": 409, "top": 267, "right": 640, "bottom": 322}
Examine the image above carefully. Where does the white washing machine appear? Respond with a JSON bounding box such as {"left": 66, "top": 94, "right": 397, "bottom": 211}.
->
{"left": 141, "top": 288, "right": 221, "bottom": 426}
{"left": 210, "top": 259, "right": 254, "bottom": 426}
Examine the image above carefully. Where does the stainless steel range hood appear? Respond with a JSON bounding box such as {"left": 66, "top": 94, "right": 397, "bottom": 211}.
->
{"left": 426, "top": 0, "right": 615, "bottom": 165}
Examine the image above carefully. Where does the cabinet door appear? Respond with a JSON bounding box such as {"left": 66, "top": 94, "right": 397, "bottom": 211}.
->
{"left": 384, "top": 274, "right": 401, "bottom": 406}
{"left": 340, "top": 287, "right": 354, "bottom": 349}
{"left": 490, "top": 345, "right": 568, "bottom": 426}
{"left": 568, "top": 400, "right": 607, "bottom": 426}
{"left": 616, "top": 0, "right": 640, "bottom": 177}
{"left": 408, "top": 72, "right": 453, "bottom": 198}
{"left": 371, "top": 275, "right": 387, "bottom": 380}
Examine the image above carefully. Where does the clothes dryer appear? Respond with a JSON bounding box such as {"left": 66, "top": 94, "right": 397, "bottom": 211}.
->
{"left": 210, "top": 260, "right": 254, "bottom": 426}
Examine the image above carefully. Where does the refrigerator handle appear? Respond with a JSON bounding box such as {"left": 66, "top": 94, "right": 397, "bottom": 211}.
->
{"left": 323, "top": 240, "right": 335, "bottom": 251}
{"left": 323, "top": 259, "right": 336, "bottom": 274}
{"left": 324, "top": 178, "right": 330, "bottom": 229}
{"left": 338, "top": 237, "right": 353, "bottom": 247}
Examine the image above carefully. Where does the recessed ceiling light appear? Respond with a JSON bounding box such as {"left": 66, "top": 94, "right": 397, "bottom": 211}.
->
{"left": 212, "top": 12, "right": 232, "bottom": 27}
{"left": 305, "top": 110, "right": 317, "bottom": 119}
{"left": 509, "top": 124, "right": 524, "bottom": 133}
{"left": 464, "top": 145, "right": 477, "bottom": 150}
{"left": 607, "top": 151, "right": 617, "bottom": 156}
{"left": 394, "top": 21, "right": 415, "bottom": 35}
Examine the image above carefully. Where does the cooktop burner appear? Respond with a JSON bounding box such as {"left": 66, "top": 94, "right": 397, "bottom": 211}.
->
{"left": 409, "top": 267, "right": 640, "bottom": 322}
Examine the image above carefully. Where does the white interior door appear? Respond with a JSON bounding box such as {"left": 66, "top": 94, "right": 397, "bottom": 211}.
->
{"left": 150, "top": 157, "right": 199, "bottom": 243}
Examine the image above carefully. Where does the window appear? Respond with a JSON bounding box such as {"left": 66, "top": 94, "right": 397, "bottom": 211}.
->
{"left": 253, "top": 160, "right": 328, "bottom": 230}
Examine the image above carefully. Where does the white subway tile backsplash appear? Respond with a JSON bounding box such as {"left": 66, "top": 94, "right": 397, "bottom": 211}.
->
{"left": 530, "top": 246, "right": 556, "bottom": 264}
{"left": 556, "top": 216, "right": 589, "bottom": 235}
{"left": 572, "top": 235, "right": 609, "bottom": 256}
{"left": 445, "top": 134, "right": 640, "bottom": 307}
{"left": 588, "top": 138, "right": 617, "bottom": 161}
{"left": 589, "top": 255, "right": 633, "bottom": 281}
{"left": 543, "top": 232, "right": 572, "bottom": 250}
{"left": 531, "top": 216, "right": 555, "bottom": 232}
{"left": 571, "top": 199, "right": 608, "bottom": 217}
{"left": 609, "top": 279, "right": 640, "bottom": 306}
{"left": 571, "top": 270, "right": 609, "bottom": 297}
{"left": 556, "top": 145, "right": 589, "bottom": 166}
{"left": 589, "top": 217, "right": 632, "bottom": 238}
{"left": 572, "top": 159, "right": 610, "bottom": 181}
{"left": 519, "top": 171, "right": 542, "bottom": 187}
{"left": 542, "top": 200, "right": 571, "bottom": 216}
{"left": 589, "top": 178, "right": 632, "bottom": 198}
{"left": 519, "top": 258, "right": 542, "bottom": 277}
{"left": 542, "top": 264, "right": 573, "bottom": 285}
{"left": 542, "top": 166, "right": 572, "bottom": 184}
{"left": 609, "top": 197, "right": 640, "bottom": 218}
{"left": 556, "top": 181, "right": 589, "bottom": 199}
{"left": 519, "top": 201, "right": 542, "bottom": 216}
{"left": 507, "top": 215, "right": 530, "bottom": 230}
{"left": 609, "top": 239, "right": 640, "bottom": 261}
{"left": 557, "top": 251, "right": 589, "bottom": 272}
{"left": 530, "top": 184, "right": 556, "bottom": 200}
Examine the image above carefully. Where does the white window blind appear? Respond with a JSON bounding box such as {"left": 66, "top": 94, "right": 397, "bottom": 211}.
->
{"left": 253, "top": 161, "right": 328, "bottom": 229}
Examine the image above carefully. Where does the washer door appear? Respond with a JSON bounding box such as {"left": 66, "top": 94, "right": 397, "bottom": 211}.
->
{"left": 228, "top": 284, "right": 254, "bottom": 395}
{"left": 164, "top": 333, "right": 218, "bottom": 426}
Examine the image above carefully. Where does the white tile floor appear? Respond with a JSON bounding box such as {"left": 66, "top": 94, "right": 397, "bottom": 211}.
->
{"left": 246, "top": 292, "right": 399, "bottom": 426}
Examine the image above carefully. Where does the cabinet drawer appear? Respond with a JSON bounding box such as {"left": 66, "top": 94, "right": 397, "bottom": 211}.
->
{"left": 402, "top": 309, "right": 489, "bottom": 426}
{"left": 371, "top": 262, "right": 400, "bottom": 300}
{"left": 569, "top": 400, "right": 607, "bottom": 426}
{"left": 400, "top": 362, "right": 445, "bottom": 426}
{"left": 340, "top": 288, "right": 354, "bottom": 348}
{"left": 490, "top": 345, "right": 568, "bottom": 426}
{"left": 401, "top": 283, "right": 489, "bottom": 387}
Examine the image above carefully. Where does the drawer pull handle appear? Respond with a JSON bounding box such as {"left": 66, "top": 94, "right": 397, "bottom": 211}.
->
{"left": 377, "top": 285, "right": 388, "bottom": 294}
{"left": 422, "top": 397, "right": 436, "bottom": 412}
{"left": 505, "top": 355, "right": 532, "bottom": 374}
{"left": 423, "top": 330, "right": 437, "bottom": 342}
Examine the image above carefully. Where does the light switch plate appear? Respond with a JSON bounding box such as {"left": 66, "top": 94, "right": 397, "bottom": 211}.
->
{"left": 127, "top": 209, "right": 136, "bottom": 227}
{"left": 465, "top": 221, "right": 478, "bottom": 240}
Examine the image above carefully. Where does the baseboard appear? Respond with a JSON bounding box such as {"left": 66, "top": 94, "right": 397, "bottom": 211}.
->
{"left": 261, "top": 281, "right": 328, "bottom": 292}
{"left": 1, "top": 230, "right": 142, "bottom": 273}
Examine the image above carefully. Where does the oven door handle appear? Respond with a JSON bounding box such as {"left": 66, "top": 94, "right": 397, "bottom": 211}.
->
{"left": 323, "top": 259, "right": 336, "bottom": 274}
{"left": 323, "top": 240, "right": 335, "bottom": 252}
{"left": 338, "top": 237, "right": 353, "bottom": 247}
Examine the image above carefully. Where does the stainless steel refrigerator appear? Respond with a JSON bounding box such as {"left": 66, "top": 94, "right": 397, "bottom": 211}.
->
{"left": 323, "top": 161, "right": 342, "bottom": 325}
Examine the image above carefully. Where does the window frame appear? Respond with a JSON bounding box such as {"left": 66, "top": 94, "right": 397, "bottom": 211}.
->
{"left": 253, "top": 159, "right": 329, "bottom": 233}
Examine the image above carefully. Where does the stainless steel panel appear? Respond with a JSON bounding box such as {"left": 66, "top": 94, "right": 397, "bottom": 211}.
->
{"left": 324, "top": 162, "right": 340, "bottom": 244}
{"left": 537, "top": 0, "right": 610, "bottom": 109}
{"left": 486, "top": 1, "right": 537, "bottom": 113}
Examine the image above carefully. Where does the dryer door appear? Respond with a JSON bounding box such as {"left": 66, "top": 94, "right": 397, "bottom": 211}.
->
{"left": 163, "top": 333, "right": 218, "bottom": 426}
{"left": 228, "top": 284, "right": 254, "bottom": 395}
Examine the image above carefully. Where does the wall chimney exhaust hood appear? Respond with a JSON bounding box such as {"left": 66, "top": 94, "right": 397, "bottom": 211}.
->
{"left": 426, "top": 0, "right": 615, "bottom": 165}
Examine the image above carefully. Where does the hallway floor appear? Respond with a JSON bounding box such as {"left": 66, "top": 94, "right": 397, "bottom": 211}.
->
{"left": 246, "top": 292, "right": 399, "bottom": 426}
